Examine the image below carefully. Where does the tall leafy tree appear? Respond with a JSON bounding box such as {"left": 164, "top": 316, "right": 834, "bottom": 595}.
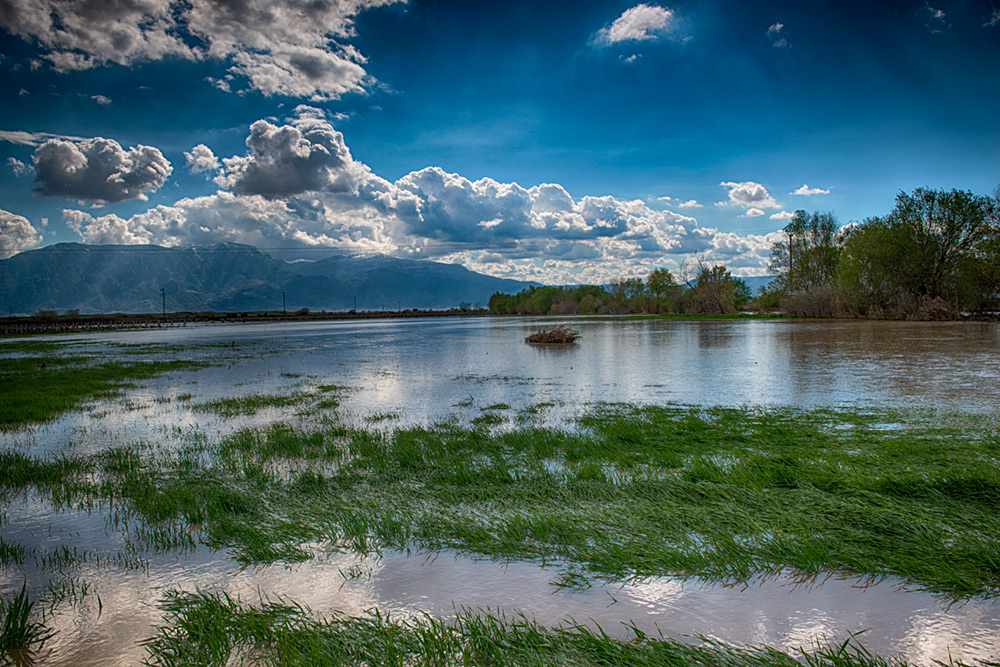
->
{"left": 685, "top": 263, "right": 751, "bottom": 314}
{"left": 768, "top": 211, "right": 841, "bottom": 292}
{"left": 646, "top": 268, "right": 677, "bottom": 299}
{"left": 839, "top": 187, "right": 1000, "bottom": 315}
{"left": 887, "top": 187, "right": 998, "bottom": 300}
{"left": 838, "top": 217, "right": 917, "bottom": 315}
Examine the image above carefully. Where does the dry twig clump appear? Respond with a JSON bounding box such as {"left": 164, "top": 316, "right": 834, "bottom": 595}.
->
{"left": 525, "top": 325, "right": 580, "bottom": 345}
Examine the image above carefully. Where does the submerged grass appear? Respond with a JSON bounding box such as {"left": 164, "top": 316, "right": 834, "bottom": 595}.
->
{"left": 0, "top": 338, "right": 274, "bottom": 428}
{"left": 0, "top": 353, "right": 208, "bottom": 429}
{"left": 143, "top": 589, "right": 983, "bottom": 667}
{"left": 3, "top": 404, "right": 1000, "bottom": 597}
{"left": 194, "top": 392, "right": 307, "bottom": 417}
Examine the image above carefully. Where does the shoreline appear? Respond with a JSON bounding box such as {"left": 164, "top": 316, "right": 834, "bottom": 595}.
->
{"left": 2, "top": 308, "right": 995, "bottom": 337}
{"left": 0, "top": 308, "right": 490, "bottom": 336}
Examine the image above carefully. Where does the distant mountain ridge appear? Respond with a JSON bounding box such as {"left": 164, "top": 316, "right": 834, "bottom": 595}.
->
{"left": 739, "top": 275, "right": 774, "bottom": 294}
{"left": 0, "top": 243, "right": 536, "bottom": 314}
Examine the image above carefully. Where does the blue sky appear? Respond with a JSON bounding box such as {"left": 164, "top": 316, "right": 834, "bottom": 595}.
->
{"left": 1, "top": 0, "right": 998, "bottom": 283}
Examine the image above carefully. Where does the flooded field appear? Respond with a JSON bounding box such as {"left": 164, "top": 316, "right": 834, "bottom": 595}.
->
{"left": 2, "top": 316, "right": 999, "bottom": 665}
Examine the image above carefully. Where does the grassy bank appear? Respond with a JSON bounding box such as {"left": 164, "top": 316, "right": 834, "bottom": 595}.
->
{"left": 3, "top": 403, "right": 999, "bottom": 597}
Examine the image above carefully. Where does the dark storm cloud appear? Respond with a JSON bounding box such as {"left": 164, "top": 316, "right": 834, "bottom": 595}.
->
{"left": 32, "top": 137, "right": 172, "bottom": 203}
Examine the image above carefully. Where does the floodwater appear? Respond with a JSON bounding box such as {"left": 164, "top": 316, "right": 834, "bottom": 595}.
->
{"left": 2, "top": 316, "right": 999, "bottom": 664}
{"left": 6, "top": 316, "right": 1000, "bottom": 452}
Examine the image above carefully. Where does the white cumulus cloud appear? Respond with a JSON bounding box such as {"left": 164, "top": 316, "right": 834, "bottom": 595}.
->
{"left": 0, "top": 0, "right": 404, "bottom": 100}
{"left": 228, "top": 45, "right": 368, "bottom": 100}
{"left": 32, "top": 137, "right": 172, "bottom": 203}
{"left": 0, "top": 208, "right": 41, "bottom": 257}
{"left": 719, "top": 181, "right": 780, "bottom": 211}
{"left": 216, "top": 108, "right": 369, "bottom": 198}
{"left": 62, "top": 113, "right": 786, "bottom": 283}
{"left": 598, "top": 4, "right": 674, "bottom": 44}
{"left": 791, "top": 184, "right": 830, "bottom": 196}
{"left": 185, "top": 144, "right": 220, "bottom": 174}
{"left": 64, "top": 187, "right": 402, "bottom": 255}
{"left": 7, "top": 157, "right": 30, "bottom": 176}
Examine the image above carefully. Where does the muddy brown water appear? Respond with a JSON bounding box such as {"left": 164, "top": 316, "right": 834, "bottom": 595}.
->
{"left": 2, "top": 317, "right": 999, "bottom": 664}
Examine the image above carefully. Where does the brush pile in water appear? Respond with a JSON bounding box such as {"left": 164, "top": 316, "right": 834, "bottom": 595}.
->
{"left": 525, "top": 325, "right": 580, "bottom": 345}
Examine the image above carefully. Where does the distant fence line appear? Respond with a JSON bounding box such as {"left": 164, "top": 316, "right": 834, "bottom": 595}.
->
{"left": 0, "top": 319, "right": 186, "bottom": 335}
{"left": 1, "top": 309, "right": 488, "bottom": 336}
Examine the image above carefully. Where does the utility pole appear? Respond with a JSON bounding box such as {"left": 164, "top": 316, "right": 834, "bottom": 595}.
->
{"left": 161, "top": 288, "right": 166, "bottom": 316}
{"left": 353, "top": 295, "right": 357, "bottom": 312}
{"left": 282, "top": 291, "right": 286, "bottom": 316}
{"left": 786, "top": 227, "right": 794, "bottom": 286}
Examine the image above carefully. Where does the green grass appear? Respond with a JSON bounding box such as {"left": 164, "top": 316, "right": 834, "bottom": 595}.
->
{"left": 471, "top": 412, "right": 505, "bottom": 426}
{"left": 194, "top": 392, "right": 307, "bottom": 417}
{"left": 0, "top": 339, "right": 275, "bottom": 428}
{"left": 195, "top": 385, "right": 356, "bottom": 416}
{"left": 522, "top": 402, "right": 555, "bottom": 414}
{"left": 142, "top": 589, "right": 986, "bottom": 667}
{"left": 4, "top": 405, "right": 1000, "bottom": 597}
{"left": 0, "top": 353, "right": 208, "bottom": 429}
{"left": 0, "top": 340, "right": 71, "bottom": 354}
{"left": 365, "top": 412, "right": 400, "bottom": 423}
{"left": 0, "top": 584, "right": 53, "bottom": 656}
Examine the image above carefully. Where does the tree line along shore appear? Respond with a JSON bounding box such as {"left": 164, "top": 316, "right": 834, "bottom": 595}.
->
{"left": 490, "top": 186, "right": 1000, "bottom": 320}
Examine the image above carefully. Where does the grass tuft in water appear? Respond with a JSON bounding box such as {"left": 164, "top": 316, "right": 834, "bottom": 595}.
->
{"left": 143, "top": 590, "right": 964, "bottom": 667}
{"left": 194, "top": 392, "right": 306, "bottom": 417}
{"left": 0, "top": 584, "right": 54, "bottom": 655}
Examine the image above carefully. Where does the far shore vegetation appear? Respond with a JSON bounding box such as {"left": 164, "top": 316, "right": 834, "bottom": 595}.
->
{"left": 490, "top": 186, "right": 1000, "bottom": 320}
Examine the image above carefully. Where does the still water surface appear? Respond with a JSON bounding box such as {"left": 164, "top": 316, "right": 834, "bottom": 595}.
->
{"left": 2, "top": 316, "right": 999, "bottom": 664}
{"left": 8, "top": 316, "right": 1000, "bottom": 452}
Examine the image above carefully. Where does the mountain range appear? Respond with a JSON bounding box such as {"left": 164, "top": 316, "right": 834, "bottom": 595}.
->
{"left": 0, "top": 243, "right": 536, "bottom": 315}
